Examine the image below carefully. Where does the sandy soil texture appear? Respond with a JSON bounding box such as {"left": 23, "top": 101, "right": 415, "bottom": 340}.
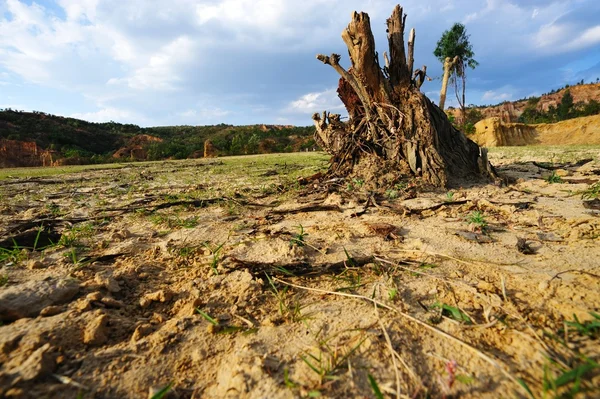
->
{"left": 0, "top": 149, "right": 599, "bottom": 398}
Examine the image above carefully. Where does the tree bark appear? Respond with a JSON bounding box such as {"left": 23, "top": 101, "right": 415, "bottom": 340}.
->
{"left": 313, "top": 5, "right": 496, "bottom": 189}
{"left": 406, "top": 28, "right": 415, "bottom": 77}
{"left": 439, "top": 56, "right": 458, "bottom": 111}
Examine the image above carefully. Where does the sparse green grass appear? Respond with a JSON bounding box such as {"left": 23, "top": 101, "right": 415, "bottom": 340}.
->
{"left": 150, "top": 382, "right": 174, "bottom": 399}
{"left": 64, "top": 247, "right": 93, "bottom": 268}
{"left": 176, "top": 246, "right": 197, "bottom": 258}
{"left": 580, "top": 182, "right": 600, "bottom": 200}
{"left": 563, "top": 312, "right": 600, "bottom": 339}
{"left": 283, "top": 368, "right": 297, "bottom": 389}
{"left": 149, "top": 214, "right": 199, "bottom": 229}
{"left": 546, "top": 171, "right": 562, "bottom": 184}
{"left": 0, "top": 163, "right": 130, "bottom": 180}
{"left": 367, "top": 374, "right": 384, "bottom": 399}
{"left": 59, "top": 222, "right": 96, "bottom": 248}
{"left": 384, "top": 182, "right": 409, "bottom": 200}
{"left": 4, "top": 149, "right": 600, "bottom": 397}
{"left": 518, "top": 311, "right": 600, "bottom": 398}
{"left": 45, "top": 203, "right": 63, "bottom": 216}
{"left": 0, "top": 274, "right": 8, "bottom": 287}
{"left": 195, "top": 308, "right": 219, "bottom": 326}
{"left": 347, "top": 178, "right": 364, "bottom": 191}
{"left": 385, "top": 189, "right": 399, "bottom": 200}
{"left": 300, "top": 330, "right": 367, "bottom": 389}
{"left": 431, "top": 302, "right": 473, "bottom": 324}
{"left": 410, "top": 263, "right": 438, "bottom": 277}
{"left": 466, "top": 210, "right": 488, "bottom": 230}
{"left": 203, "top": 240, "right": 227, "bottom": 275}
{"left": 544, "top": 358, "right": 599, "bottom": 398}
{"left": 0, "top": 153, "right": 329, "bottom": 183}
{"left": 0, "top": 245, "right": 28, "bottom": 265}
{"left": 265, "top": 273, "right": 311, "bottom": 323}
{"left": 290, "top": 225, "right": 307, "bottom": 248}
{"left": 0, "top": 227, "right": 55, "bottom": 266}
{"left": 394, "top": 182, "right": 408, "bottom": 191}
{"left": 195, "top": 308, "right": 251, "bottom": 335}
{"left": 334, "top": 270, "right": 363, "bottom": 292}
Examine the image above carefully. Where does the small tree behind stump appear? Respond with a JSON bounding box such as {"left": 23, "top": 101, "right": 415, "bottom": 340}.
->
{"left": 312, "top": 4, "right": 496, "bottom": 188}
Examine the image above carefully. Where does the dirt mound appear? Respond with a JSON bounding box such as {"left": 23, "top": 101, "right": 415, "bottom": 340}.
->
{"left": 472, "top": 114, "right": 600, "bottom": 147}
{"left": 0, "top": 140, "right": 58, "bottom": 168}
{"left": 113, "top": 134, "right": 163, "bottom": 161}
{"left": 447, "top": 82, "right": 600, "bottom": 123}
{"left": 203, "top": 140, "right": 218, "bottom": 158}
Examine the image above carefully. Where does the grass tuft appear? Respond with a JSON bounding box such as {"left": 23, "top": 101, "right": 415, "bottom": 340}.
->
{"left": 265, "top": 273, "right": 309, "bottom": 323}
{"left": 564, "top": 312, "right": 600, "bottom": 339}
{"left": 466, "top": 210, "right": 488, "bottom": 230}
{"left": 195, "top": 308, "right": 219, "bottom": 326}
{"left": 150, "top": 382, "right": 173, "bottom": 399}
{"left": 431, "top": 302, "right": 473, "bottom": 324}
{"left": 546, "top": 171, "right": 562, "bottom": 184}
{"left": 580, "top": 181, "right": 600, "bottom": 200}
{"left": 290, "top": 224, "right": 307, "bottom": 248}
{"left": 367, "top": 374, "right": 384, "bottom": 399}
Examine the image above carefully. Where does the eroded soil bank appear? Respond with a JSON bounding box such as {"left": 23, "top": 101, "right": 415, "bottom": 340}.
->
{"left": 1, "top": 150, "right": 599, "bottom": 398}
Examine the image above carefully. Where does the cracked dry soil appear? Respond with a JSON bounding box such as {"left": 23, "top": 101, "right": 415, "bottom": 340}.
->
{"left": 0, "top": 150, "right": 599, "bottom": 398}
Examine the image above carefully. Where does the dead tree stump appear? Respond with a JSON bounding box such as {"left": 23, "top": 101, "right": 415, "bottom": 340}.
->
{"left": 312, "top": 5, "right": 496, "bottom": 188}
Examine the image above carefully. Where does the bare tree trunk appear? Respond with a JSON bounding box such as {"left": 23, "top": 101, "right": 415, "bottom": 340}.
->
{"left": 461, "top": 72, "right": 467, "bottom": 128}
{"left": 452, "top": 68, "right": 467, "bottom": 128}
{"left": 439, "top": 56, "right": 458, "bottom": 111}
{"left": 313, "top": 5, "right": 496, "bottom": 189}
{"left": 406, "top": 28, "right": 415, "bottom": 77}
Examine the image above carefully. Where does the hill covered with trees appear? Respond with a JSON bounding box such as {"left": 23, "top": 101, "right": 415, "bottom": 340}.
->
{"left": 446, "top": 81, "right": 600, "bottom": 133}
{"left": 0, "top": 109, "right": 316, "bottom": 167}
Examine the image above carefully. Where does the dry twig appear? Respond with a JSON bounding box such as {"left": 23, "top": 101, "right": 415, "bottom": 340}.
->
{"left": 273, "top": 277, "right": 529, "bottom": 396}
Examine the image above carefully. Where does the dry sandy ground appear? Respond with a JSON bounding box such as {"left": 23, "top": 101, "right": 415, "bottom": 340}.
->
{"left": 0, "top": 149, "right": 599, "bottom": 399}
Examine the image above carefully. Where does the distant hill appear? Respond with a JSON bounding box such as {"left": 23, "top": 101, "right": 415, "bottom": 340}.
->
{"left": 0, "top": 110, "right": 316, "bottom": 168}
{"left": 446, "top": 82, "right": 600, "bottom": 130}
{"left": 471, "top": 114, "right": 600, "bottom": 147}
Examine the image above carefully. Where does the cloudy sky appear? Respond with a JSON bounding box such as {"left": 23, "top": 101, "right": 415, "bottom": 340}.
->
{"left": 1, "top": 0, "right": 599, "bottom": 127}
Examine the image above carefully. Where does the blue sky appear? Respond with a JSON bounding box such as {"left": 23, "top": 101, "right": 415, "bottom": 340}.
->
{"left": 1, "top": 0, "right": 599, "bottom": 127}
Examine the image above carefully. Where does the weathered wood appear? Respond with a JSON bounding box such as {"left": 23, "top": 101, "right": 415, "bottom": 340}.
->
{"left": 439, "top": 56, "right": 459, "bottom": 110}
{"left": 386, "top": 5, "right": 410, "bottom": 86}
{"left": 413, "top": 65, "right": 427, "bottom": 89}
{"left": 314, "top": 4, "right": 496, "bottom": 188}
{"left": 407, "top": 28, "right": 415, "bottom": 77}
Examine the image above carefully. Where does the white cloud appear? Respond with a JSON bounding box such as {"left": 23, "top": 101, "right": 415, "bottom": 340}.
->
{"left": 57, "top": 0, "right": 99, "bottom": 22}
{"left": 196, "top": 0, "right": 286, "bottom": 29}
{"left": 482, "top": 90, "right": 512, "bottom": 102}
{"left": 535, "top": 23, "right": 570, "bottom": 48}
{"left": 286, "top": 88, "right": 344, "bottom": 114}
{"left": 535, "top": 23, "right": 600, "bottom": 53}
{"left": 176, "top": 107, "right": 231, "bottom": 122}
{"left": 0, "top": 0, "right": 599, "bottom": 126}
{"left": 463, "top": 0, "right": 501, "bottom": 23}
{"left": 120, "top": 36, "right": 196, "bottom": 90}
{"left": 570, "top": 25, "right": 600, "bottom": 50}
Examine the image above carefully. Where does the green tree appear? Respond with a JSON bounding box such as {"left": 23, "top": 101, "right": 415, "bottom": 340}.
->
{"left": 246, "top": 133, "right": 260, "bottom": 154}
{"left": 434, "top": 23, "right": 479, "bottom": 128}
{"left": 557, "top": 89, "right": 574, "bottom": 120}
{"left": 583, "top": 99, "right": 600, "bottom": 116}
